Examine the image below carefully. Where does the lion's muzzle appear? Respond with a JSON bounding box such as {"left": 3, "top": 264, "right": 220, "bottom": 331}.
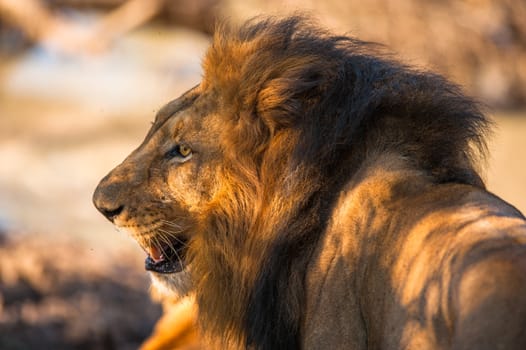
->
{"left": 93, "top": 163, "right": 191, "bottom": 275}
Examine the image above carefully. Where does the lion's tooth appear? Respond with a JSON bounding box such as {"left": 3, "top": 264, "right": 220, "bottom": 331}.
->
{"left": 148, "top": 245, "right": 164, "bottom": 262}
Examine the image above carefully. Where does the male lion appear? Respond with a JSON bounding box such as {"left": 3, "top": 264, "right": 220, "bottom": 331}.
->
{"left": 93, "top": 16, "right": 526, "bottom": 349}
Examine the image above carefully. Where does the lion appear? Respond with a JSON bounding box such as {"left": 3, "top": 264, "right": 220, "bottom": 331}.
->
{"left": 93, "top": 16, "right": 526, "bottom": 349}
{"left": 139, "top": 293, "right": 201, "bottom": 350}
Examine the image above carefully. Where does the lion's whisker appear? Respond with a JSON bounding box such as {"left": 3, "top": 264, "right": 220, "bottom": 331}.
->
{"left": 156, "top": 231, "right": 175, "bottom": 251}
{"left": 157, "top": 228, "right": 189, "bottom": 247}
{"left": 157, "top": 223, "right": 185, "bottom": 234}
{"left": 160, "top": 219, "right": 185, "bottom": 229}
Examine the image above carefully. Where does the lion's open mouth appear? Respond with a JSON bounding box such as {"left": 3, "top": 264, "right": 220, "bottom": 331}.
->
{"left": 144, "top": 238, "right": 188, "bottom": 274}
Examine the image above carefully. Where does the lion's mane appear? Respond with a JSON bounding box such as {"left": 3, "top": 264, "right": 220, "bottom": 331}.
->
{"left": 187, "top": 16, "right": 490, "bottom": 348}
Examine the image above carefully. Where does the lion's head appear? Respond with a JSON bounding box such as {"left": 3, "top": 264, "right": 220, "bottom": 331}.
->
{"left": 92, "top": 16, "right": 516, "bottom": 349}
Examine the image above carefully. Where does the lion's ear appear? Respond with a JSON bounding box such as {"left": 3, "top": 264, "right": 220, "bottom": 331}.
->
{"left": 256, "top": 60, "right": 325, "bottom": 131}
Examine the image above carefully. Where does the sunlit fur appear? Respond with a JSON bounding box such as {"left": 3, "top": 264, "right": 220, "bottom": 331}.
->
{"left": 94, "top": 16, "right": 526, "bottom": 350}
{"left": 140, "top": 294, "right": 201, "bottom": 350}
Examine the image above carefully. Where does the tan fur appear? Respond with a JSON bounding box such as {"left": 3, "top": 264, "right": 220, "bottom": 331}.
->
{"left": 94, "top": 16, "right": 526, "bottom": 349}
{"left": 140, "top": 294, "right": 201, "bottom": 350}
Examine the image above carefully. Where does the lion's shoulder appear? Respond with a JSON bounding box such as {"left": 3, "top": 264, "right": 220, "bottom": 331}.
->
{"left": 305, "top": 164, "right": 526, "bottom": 349}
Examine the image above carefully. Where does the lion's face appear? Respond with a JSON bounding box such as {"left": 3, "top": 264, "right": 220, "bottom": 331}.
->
{"left": 93, "top": 87, "right": 225, "bottom": 296}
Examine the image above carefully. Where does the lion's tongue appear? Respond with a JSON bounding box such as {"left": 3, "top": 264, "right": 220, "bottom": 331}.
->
{"left": 148, "top": 246, "right": 164, "bottom": 263}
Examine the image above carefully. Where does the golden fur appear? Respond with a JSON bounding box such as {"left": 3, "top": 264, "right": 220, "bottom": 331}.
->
{"left": 94, "top": 16, "right": 526, "bottom": 349}
{"left": 140, "top": 294, "right": 200, "bottom": 350}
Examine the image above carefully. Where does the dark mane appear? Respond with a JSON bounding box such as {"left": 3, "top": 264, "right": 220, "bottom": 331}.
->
{"left": 204, "top": 15, "right": 489, "bottom": 185}
{"left": 196, "top": 15, "right": 491, "bottom": 348}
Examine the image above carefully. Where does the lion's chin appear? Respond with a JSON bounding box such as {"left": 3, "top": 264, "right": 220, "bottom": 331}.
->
{"left": 149, "top": 268, "right": 193, "bottom": 300}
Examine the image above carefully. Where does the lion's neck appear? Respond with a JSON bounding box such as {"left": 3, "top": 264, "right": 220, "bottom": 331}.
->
{"left": 300, "top": 156, "right": 431, "bottom": 343}
{"left": 318, "top": 154, "right": 433, "bottom": 273}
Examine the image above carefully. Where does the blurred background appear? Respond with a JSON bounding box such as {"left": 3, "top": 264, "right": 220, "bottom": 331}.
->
{"left": 0, "top": 0, "right": 525, "bottom": 349}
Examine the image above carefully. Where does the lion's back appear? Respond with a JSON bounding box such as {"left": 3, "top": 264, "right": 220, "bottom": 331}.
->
{"left": 304, "top": 171, "right": 526, "bottom": 349}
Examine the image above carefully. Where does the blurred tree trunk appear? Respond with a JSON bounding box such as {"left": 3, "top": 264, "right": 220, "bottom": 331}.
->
{"left": 49, "top": 0, "right": 221, "bottom": 33}
{"left": 0, "top": 0, "right": 219, "bottom": 55}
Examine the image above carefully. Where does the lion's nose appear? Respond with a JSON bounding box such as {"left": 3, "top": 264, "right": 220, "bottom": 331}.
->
{"left": 97, "top": 204, "right": 125, "bottom": 223}
{"left": 93, "top": 177, "right": 126, "bottom": 223}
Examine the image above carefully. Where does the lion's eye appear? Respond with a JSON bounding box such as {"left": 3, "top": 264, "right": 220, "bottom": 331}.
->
{"left": 166, "top": 144, "right": 192, "bottom": 160}
{"left": 179, "top": 145, "right": 192, "bottom": 157}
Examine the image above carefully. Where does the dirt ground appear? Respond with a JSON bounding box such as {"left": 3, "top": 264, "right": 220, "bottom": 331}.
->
{"left": 0, "top": 16, "right": 525, "bottom": 350}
